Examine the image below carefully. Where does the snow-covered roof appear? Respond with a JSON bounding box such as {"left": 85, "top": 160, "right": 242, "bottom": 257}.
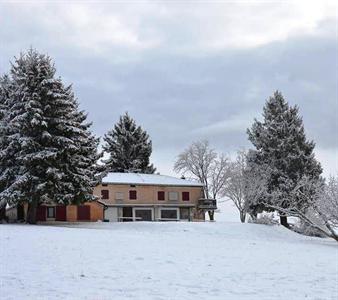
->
{"left": 101, "top": 172, "right": 204, "bottom": 187}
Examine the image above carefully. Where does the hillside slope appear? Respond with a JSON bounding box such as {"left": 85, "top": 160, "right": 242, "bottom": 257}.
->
{"left": 1, "top": 222, "right": 337, "bottom": 300}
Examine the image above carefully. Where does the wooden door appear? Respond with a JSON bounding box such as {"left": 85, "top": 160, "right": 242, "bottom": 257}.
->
{"left": 36, "top": 206, "right": 46, "bottom": 221}
{"left": 77, "top": 205, "right": 90, "bottom": 221}
{"left": 56, "top": 206, "right": 67, "bottom": 221}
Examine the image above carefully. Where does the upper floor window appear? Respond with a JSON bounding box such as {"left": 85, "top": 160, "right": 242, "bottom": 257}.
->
{"left": 115, "top": 192, "right": 124, "bottom": 200}
{"left": 168, "top": 191, "right": 179, "bottom": 201}
{"left": 101, "top": 190, "right": 109, "bottom": 200}
{"left": 129, "top": 190, "right": 137, "bottom": 200}
{"left": 158, "top": 191, "right": 165, "bottom": 201}
{"left": 182, "top": 192, "right": 190, "bottom": 201}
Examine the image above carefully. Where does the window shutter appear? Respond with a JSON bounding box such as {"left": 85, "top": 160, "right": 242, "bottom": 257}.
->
{"left": 129, "top": 190, "right": 137, "bottom": 200}
{"left": 158, "top": 191, "right": 165, "bottom": 201}
{"left": 182, "top": 192, "right": 190, "bottom": 201}
{"left": 101, "top": 190, "right": 109, "bottom": 199}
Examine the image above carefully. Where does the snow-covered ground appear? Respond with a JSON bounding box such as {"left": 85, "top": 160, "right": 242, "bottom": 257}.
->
{"left": 1, "top": 218, "right": 337, "bottom": 300}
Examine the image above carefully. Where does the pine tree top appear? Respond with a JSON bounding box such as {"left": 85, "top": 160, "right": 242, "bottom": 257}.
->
{"left": 247, "top": 90, "right": 322, "bottom": 182}
{"left": 102, "top": 112, "right": 156, "bottom": 174}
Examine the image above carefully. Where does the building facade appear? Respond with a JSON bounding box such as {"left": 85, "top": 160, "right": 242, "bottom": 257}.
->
{"left": 6, "top": 201, "right": 103, "bottom": 223}
{"left": 94, "top": 173, "right": 215, "bottom": 222}
{"left": 6, "top": 173, "right": 217, "bottom": 222}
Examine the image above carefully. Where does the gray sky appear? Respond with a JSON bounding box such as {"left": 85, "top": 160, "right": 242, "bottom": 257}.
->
{"left": 1, "top": 1, "right": 337, "bottom": 177}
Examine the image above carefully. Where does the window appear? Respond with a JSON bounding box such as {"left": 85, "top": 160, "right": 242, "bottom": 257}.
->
{"left": 47, "top": 206, "right": 55, "bottom": 218}
{"left": 102, "top": 183, "right": 108, "bottom": 187}
{"left": 158, "top": 191, "right": 165, "bottom": 201}
{"left": 134, "top": 208, "right": 153, "bottom": 221}
{"left": 129, "top": 190, "right": 137, "bottom": 200}
{"left": 101, "top": 190, "right": 109, "bottom": 199}
{"left": 182, "top": 192, "right": 190, "bottom": 201}
{"left": 130, "top": 184, "right": 136, "bottom": 187}
{"left": 168, "top": 192, "right": 179, "bottom": 201}
{"left": 122, "top": 207, "right": 133, "bottom": 222}
{"left": 115, "top": 192, "right": 124, "bottom": 200}
{"left": 160, "top": 208, "right": 178, "bottom": 220}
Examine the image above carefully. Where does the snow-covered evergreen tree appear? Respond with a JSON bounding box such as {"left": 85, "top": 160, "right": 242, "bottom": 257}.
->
{"left": 247, "top": 91, "right": 322, "bottom": 227}
{"left": 0, "top": 74, "right": 12, "bottom": 221}
{"left": 0, "top": 49, "right": 100, "bottom": 223}
{"left": 102, "top": 112, "right": 155, "bottom": 173}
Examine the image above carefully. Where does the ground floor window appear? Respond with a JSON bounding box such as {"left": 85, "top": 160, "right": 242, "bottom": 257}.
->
{"left": 47, "top": 206, "right": 55, "bottom": 218}
{"left": 160, "top": 208, "right": 179, "bottom": 220}
{"left": 122, "top": 207, "right": 133, "bottom": 222}
{"left": 134, "top": 208, "right": 153, "bottom": 221}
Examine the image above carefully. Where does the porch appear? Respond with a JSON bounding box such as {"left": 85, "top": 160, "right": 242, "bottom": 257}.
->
{"left": 197, "top": 198, "right": 217, "bottom": 210}
{"left": 104, "top": 205, "right": 194, "bottom": 222}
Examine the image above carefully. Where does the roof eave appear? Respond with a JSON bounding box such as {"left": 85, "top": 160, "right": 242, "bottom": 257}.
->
{"left": 101, "top": 181, "right": 204, "bottom": 187}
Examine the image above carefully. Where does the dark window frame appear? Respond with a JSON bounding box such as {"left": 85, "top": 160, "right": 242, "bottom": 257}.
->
{"left": 182, "top": 192, "right": 190, "bottom": 201}
{"left": 158, "top": 191, "right": 165, "bottom": 201}
{"left": 160, "top": 209, "right": 178, "bottom": 219}
{"left": 129, "top": 190, "right": 137, "bottom": 200}
{"left": 101, "top": 189, "right": 109, "bottom": 199}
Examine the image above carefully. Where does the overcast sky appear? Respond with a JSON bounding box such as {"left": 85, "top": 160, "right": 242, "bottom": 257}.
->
{"left": 0, "top": 1, "right": 337, "bottom": 177}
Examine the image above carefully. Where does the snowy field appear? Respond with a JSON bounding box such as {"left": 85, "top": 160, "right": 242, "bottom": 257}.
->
{"left": 1, "top": 206, "right": 337, "bottom": 300}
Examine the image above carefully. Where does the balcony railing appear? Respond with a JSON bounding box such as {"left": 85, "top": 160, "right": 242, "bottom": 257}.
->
{"left": 198, "top": 199, "right": 217, "bottom": 210}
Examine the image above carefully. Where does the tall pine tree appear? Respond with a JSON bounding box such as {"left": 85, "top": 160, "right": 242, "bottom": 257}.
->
{"left": 102, "top": 112, "right": 156, "bottom": 173}
{"left": 0, "top": 49, "right": 100, "bottom": 223}
{"left": 247, "top": 91, "right": 322, "bottom": 227}
{"left": 0, "top": 75, "right": 13, "bottom": 222}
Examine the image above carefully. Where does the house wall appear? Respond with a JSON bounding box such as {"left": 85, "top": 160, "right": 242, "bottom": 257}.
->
{"left": 66, "top": 205, "right": 77, "bottom": 222}
{"left": 66, "top": 202, "right": 103, "bottom": 222}
{"left": 6, "top": 206, "right": 17, "bottom": 222}
{"left": 86, "top": 201, "right": 104, "bottom": 221}
{"left": 93, "top": 184, "right": 203, "bottom": 206}
{"left": 93, "top": 183, "right": 205, "bottom": 221}
{"left": 105, "top": 207, "right": 118, "bottom": 222}
{"left": 11, "top": 201, "right": 104, "bottom": 222}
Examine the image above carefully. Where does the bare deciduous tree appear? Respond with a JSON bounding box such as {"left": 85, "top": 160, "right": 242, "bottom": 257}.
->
{"left": 296, "top": 176, "right": 338, "bottom": 242}
{"left": 221, "top": 150, "right": 247, "bottom": 223}
{"left": 243, "top": 156, "right": 271, "bottom": 221}
{"left": 259, "top": 176, "right": 338, "bottom": 242}
{"left": 210, "top": 154, "right": 230, "bottom": 200}
{"left": 315, "top": 176, "right": 338, "bottom": 228}
{"left": 174, "top": 140, "right": 216, "bottom": 198}
{"left": 174, "top": 140, "right": 229, "bottom": 221}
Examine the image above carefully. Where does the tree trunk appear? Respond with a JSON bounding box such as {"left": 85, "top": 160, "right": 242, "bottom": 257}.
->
{"left": 324, "top": 223, "right": 338, "bottom": 243}
{"left": 249, "top": 211, "right": 257, "bottom": 222}
{"left": 240, "top": 211, "right": 246, "bottom": 223}
{"left": 280, "top": 215, "right": 289, "bottom": 228}
{"left": 0, "top": 205, "right": 7, "bottom": 223}
{"left": 26, "top": 200, "right": 38, "bottom": 224}
{"left": 208, "top": 210, "right": 214, "bottom": 221}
